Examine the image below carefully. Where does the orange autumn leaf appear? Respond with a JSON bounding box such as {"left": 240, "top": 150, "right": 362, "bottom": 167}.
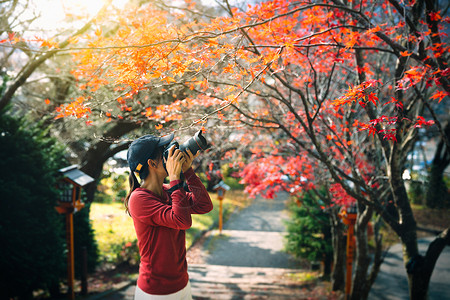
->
{"left": 430, "top": 90, "right": 448, "bottom": 103}
{"left": 344, "top": 31, "right": 360, "bottom": 49}
{"left": 40, "top": 38, "right": 59, "bottom": 49}
{"left": 95, "top": 28, "right": 102, "bottom": 37}
{"left": 400, "top": 50, "right": 412, "bottom": 57}
{"left": 145, "top": 107, "right": 153, "bottom": 117}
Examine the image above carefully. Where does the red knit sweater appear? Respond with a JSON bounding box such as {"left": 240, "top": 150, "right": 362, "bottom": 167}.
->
{"left": 128, "top": 168, "right": 213, "bottom": 295}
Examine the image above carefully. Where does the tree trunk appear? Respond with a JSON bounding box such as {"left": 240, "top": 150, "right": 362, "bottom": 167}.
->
{"left": 366, "top": 215, "right": 385, "bottom": 295}
{"left": 350, "top": 205, "right": 372, "bottom": 300}
{"left": 426, "top": 121, "right": 450, "bottom": 208}
{"left": 79, "top": 122, "right": 139, "bottom": 202}
{"left": 330, "top": 208, "right": 346, "bottom": 292}
{"left": 323, "top": 221, "right": 333, "bottom": 279}
{"left": 406, "top": 228, "right": 450, "bottom": 300}
{"left": 391, "top": 177, "right": 422, "bottom": 299}
{"left": 323, "top": 250, "right": 333, "bottom": 279}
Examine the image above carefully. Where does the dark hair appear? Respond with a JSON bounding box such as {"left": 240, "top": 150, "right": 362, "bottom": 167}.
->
{"left": 124, "top": 146, "right": 164, "bottom": 216}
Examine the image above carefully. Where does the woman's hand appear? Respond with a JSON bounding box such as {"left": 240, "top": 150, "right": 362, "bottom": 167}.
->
{"left": 182, "top": 149, "right": 199, "bottom": 173}
{"left": 165, "top": 145, "right": 185, "bottom": 181}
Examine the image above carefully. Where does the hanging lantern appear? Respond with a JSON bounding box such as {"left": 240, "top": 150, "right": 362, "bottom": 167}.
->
{"left": 54, "top": 165, "right": 94, "bottom": 300}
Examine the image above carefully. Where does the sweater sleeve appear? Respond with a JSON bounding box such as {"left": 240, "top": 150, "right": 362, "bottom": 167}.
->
{"left": 129, "top": 185, "right": 192, "bottom": 230}
{"left": 183, "top": 168, "right": 214, "bottom": 214}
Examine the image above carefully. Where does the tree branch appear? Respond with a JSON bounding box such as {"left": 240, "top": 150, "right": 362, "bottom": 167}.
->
{"left": 422, "top": 227, "right": 450, "bottom": 288}
{"left": 0, "top": 0, "right": 112, "bottom": 112}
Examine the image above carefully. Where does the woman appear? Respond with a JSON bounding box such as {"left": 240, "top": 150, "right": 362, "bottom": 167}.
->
{"left": 125, "top": 133, "right": 213, "bottom": 299}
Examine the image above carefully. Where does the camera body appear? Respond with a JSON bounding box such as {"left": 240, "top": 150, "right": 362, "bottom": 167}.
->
{"left": 163, "top": 130, "right": 208, "bottom": 162}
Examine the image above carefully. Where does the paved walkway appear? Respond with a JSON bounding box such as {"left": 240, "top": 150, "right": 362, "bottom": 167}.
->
{"left": 194, "top": 191, "right": 300, "bottom": 269}
{"left": 187, "top": 192, "right": 307, "bottom": 299}
{"left": 369, "top": 237, "right": 450, "bottom": 300}
{"left": 188, "top": 264, "right": 308, "bottom": 299}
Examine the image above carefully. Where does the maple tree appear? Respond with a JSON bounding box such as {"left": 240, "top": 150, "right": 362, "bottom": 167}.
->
{"left": 3, "top": 0, "right": 449, "bottom": 299}
{"left": 237, "top": 124, "right": 380, "bottom": 295}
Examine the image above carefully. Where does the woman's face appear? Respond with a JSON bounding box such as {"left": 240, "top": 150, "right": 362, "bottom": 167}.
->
{"left": 148, "top": 148, "right": 169, "bottom": 179}
{"left": 157, "top": 156, "right": 168, "bottom": 175}
{"left": 151, "top": 155, "right": 168, "bottom": 178}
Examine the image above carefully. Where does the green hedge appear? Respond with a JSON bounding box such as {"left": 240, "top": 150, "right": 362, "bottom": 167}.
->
{"left": 285, "top": 191, "right": 332, "bottom": 264}
{"left": 0, "top": 112, "right": 66, "bottom": 298}
{"left": 0, "top": 112, "right": 98, "bottom": 298}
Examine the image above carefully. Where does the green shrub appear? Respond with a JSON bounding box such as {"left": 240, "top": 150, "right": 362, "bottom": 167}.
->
{"left": 223, "top": 176, "right": 244, "bottom": 190}
{"left": 74, "top": 203, "right": 100, "bottom": 276}
{"left": 111, "top": 239, "right": 140, "bottom": 266}
{"left": 221, "top": 164, "right": 244, "bottom": 190}
{"left": 0, "top": 112, "right": 99, "bottom": 297}
{"left": 408, "top": 180, "right": 425, "bottom": 205}
{"left": 285, "top": 192, "right": 332, "bottom": 264}
{"left": 112, "top": 173, "right": 128, "bottom": 201}
{"left": 94, "top": 190, "right": 114, "bottom": 203}
{"left": 0, "top": 112, "right": 67, "bottom": 298}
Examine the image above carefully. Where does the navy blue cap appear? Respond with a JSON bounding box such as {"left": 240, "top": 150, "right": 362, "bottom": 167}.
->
{"left": 127, "top": 133, "right": 174, "bottom": 174}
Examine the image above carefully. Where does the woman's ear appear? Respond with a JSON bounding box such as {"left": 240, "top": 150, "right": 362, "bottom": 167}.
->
{"left": 148, "top": 159, "right": 157, "bottom": 169}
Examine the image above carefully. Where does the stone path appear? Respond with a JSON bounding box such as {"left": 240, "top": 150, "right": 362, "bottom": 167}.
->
{"left": 369, "top": 237, "right": 450, "bottom": 300}
{"left": 186, "top": 192, "right": 308, "bottom": 299}
{"left": 191, "top": 191, "right": 300, "bottom": 269}
{"left": 189, "top": 264, "right": 308, "bottom": 299}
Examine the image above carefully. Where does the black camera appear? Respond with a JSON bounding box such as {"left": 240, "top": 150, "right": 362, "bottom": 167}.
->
{"left": 163, "top": 130, "right": 208, "bottom": 161}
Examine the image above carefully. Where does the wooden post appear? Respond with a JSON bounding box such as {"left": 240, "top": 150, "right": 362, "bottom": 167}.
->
{"left": 81, "top": 246, "right": 88, "bottom": 295}
{"left": 219, "top": 197, "right": 223, "bottom": 234}
{"left": 66, "top": 212, "right": 75, "bottom": 300}
{"left": 213, "top": 181, "right": 230, "bottom": 236}
{"left": 345, "top": 223, "right": 355, "bottom": 300}
{"left": 339, "top": 206, "right": 357, "bottom": 300}
{"left": 66, "top": 185, "right": 76, "bottom": 300}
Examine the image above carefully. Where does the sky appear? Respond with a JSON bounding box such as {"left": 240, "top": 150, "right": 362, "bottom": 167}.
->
{"left": 20, "top": 0, "right": 249, "bottom": 35}
{"left": 19, "top": 0, "right": 128, "bottom": 35}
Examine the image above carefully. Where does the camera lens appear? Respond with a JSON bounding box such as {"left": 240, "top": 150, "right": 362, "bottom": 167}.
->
{"left": 163, "top": 130, "right": 208, "bottom": 162}
{"left": 179, "top": 130, "right": 208, "bottom": 154}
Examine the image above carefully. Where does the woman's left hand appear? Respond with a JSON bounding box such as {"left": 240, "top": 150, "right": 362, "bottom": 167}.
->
{"left": 182, "top": 149, "right": 199, "bottom": 173}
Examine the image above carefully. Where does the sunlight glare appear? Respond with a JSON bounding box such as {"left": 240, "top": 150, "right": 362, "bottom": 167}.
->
{"left": 24, "top": 0, "right": 128, "bottom": 33}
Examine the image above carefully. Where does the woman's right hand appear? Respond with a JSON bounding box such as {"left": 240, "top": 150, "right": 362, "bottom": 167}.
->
{"left": 165, "top": 145, "right": 185, "bottom": 181}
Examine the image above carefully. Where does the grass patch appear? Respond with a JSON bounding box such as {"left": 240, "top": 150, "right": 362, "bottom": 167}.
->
{"left": 90, "top": 190, "right": 250, "bottom": 263}
{"left": 90, "top": 202, "right": 135, "bottom": 263}
{"left": 285, "top": 271, "right": 320, "bottom": 283}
